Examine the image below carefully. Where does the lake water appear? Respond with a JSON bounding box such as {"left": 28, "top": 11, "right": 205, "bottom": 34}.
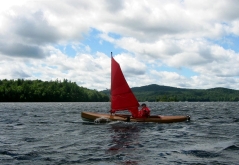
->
{"left": 0, "top": 102, "right": 239, "bottom": 165}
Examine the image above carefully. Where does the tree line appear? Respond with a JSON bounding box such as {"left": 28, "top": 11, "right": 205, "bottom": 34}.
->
{"left": 0, "top": 79, "right": 109, "bottom": 102}
{"left": 2, "top": 80, "right": 238, "bottom": 102}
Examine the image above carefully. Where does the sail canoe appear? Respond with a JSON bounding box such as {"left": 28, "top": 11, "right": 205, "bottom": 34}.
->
{"left": 81, "top": 53, "right": 190, "bottom": 123}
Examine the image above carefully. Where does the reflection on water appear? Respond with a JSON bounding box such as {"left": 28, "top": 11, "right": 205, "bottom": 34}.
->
{"left": 108, "top": 122, "right": 140, "bottom": 151}
{"left": 106, "top": 122, "right": 141, "bottom": 164}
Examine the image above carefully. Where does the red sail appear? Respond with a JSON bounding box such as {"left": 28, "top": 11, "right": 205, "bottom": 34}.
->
{"left": 111, "top": 55, "right": 139, "bottom": 117}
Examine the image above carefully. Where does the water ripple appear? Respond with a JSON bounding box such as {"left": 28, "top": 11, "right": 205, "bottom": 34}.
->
{"left": 0, "top": 102, "right": 239, "bottom": 165}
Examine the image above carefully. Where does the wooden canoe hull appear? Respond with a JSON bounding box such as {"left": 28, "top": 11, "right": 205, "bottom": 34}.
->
{"left": 81, "top": 111, "right": 190, "bottom": 123}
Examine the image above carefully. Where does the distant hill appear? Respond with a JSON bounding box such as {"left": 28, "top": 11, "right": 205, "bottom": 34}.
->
{"left": 102, "top": 84, "right": 239, "bottom": 102}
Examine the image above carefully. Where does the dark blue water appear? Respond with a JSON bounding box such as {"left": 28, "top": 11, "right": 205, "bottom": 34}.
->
{"left": 0, "top": 102, "right": 239, "bottom": 165}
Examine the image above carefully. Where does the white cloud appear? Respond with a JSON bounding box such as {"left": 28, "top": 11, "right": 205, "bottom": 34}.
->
{"left": 0, "top": 0, "right": 239, "bottom": 90}
{"left": 113, "top": 53, "right": 146, "bottom": 76}
{"left": 231, "top": 20, "right": 239, "bottom": 35}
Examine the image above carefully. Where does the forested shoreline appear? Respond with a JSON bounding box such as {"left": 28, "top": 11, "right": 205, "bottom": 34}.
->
{"left": 1, "top": 80, "right": 239, "bottom": 102}
{"left": 0, "top": 79, "right": 108, "bottom": 102}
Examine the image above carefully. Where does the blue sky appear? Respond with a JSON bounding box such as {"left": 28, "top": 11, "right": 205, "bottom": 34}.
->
{"left": 213, "top": 35, "right": 239, "bottom": 53}
{"left": 0, "top": 0, "right": 239, "bottom": 90}
{"left": 82, "top": 29, "right": 127, "bottom": 55}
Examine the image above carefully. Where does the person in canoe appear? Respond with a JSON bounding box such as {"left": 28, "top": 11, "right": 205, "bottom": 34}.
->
{"left": 138, "top": 103, "right": 150, "bottom": 118}
{"left": 109, "top": 103, "right": 151, "bottom": 118}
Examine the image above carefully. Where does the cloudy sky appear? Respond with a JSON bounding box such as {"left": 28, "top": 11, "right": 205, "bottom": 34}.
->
{"left": 0, "top": 0, "right": 239, "bottom": 91}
